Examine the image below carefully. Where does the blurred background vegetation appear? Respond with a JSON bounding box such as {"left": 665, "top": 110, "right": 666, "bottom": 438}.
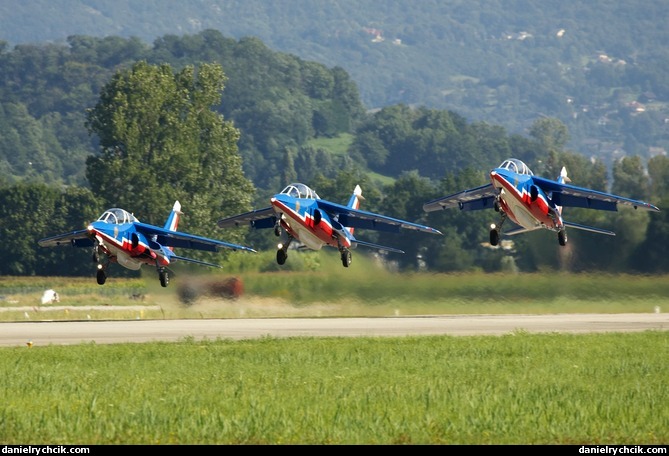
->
{"left": 0, "top": 3, "right": 668, "bottom": 276}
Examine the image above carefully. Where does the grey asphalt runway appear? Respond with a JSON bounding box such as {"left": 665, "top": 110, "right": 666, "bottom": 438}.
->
{"left": 1, "top": 313, "right": 667, "bottom": 347}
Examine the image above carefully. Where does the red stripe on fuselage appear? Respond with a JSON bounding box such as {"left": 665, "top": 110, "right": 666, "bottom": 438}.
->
{"left": 94, "top": 229, "right": 168, "bottom": 266}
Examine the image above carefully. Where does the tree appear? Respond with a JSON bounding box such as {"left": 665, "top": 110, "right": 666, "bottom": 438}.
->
{"left": 377, "top": 171, "right": 440, "bottom": 270}
{"left": 528, "top": 117, "right": 570, "bottom": 156}
{"left": 611, "top": 155, "right": 650, "bottom": 201}
{"left": 0, "top": 183, "right": 99, "bottom": 276}
{"left": 627, "top": 155, "right": 669, "bottom": 272}
{"left": 648, "top": 155, "right": 669, "bottom": 196}
{"left": 85, "top": 61, "right": 254, "bottom": 259}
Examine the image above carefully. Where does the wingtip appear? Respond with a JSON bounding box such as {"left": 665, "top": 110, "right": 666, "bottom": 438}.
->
{"left": 236, "top": 245, "right": 257, "bottom": 253}
{"left": 635, "top": 202, "right": 660, "bottom": 212}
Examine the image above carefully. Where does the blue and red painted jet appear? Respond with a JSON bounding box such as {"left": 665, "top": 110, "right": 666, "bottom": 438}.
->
{"left": 217, "top": 183, "right": 442, "bottom": 267}
{"left": 423, "top": 158, "right": 660, "bottom": 247}
{"left": 38, "top": 201, "right": 256, "bottom": 287}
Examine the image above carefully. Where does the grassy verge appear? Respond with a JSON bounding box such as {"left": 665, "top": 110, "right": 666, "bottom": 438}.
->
{"left": 1, "top": 331, "right": 667, "bottom": 444}
{"left": 2, "top": 251, "right": 668, "bottom": 321}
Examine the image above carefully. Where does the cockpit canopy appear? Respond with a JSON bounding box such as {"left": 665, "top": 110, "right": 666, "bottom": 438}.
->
{"left": 280, "top": 183, "right": 320, "bottom": 200}
{"left": 499, "top": 158, "right": 534, "bottom": 176}
{"left": 97, "top": 208, "right": 139, "bottom": 225}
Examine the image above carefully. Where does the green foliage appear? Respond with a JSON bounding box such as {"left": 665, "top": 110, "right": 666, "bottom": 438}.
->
{"left": 355, "top": 105, "right": 507, "bottom": 179}
{"left": 85, "top": 61, "right": 254, "bottom": 256}
{"left": 612, "top": 155, "right": 652, "bottom": 201}
{"left": 0, "top": 25, "right": 665, "bottom": 274}
{"left": 0, "top": 30, "right": 366, "bottom": 194}
{"left": 0, "top": 183, "right": 99, "bottom": 276}
{"left": 0, "top": 332, "right": 667, "bottom": 443}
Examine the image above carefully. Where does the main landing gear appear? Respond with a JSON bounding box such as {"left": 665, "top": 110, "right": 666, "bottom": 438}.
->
{"left": 558, "top": 230, "right": 567, "bottom": 246}
{"left": 340, "top": 248, "right": 352, "bottom": 267}
{"left": 158, "top": 267, "right": 169, "bottom": 287}
{"left": 335, "top": 235, "right": 352, "bottom": 267}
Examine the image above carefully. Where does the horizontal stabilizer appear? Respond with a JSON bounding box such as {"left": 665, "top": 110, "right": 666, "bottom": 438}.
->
{"left": 564, "top": 221, "right": 615, "bottom": 236}
{"left": 423, "top": 183, "right": 497, "bottom": 212}
{"left": 503, "top": 226, "right": 541, "bottom": 236}
{"left": 352, "top": 239, "right": 405, "bottom": 254}
{"left": 168, "top": 253, "right": 223, "bottom": 268}
{"left": 217, "top": 207, "right": 276, "bottom": 229}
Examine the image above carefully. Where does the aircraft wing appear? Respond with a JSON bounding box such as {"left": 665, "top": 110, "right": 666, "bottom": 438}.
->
{"left": 134, "top": 222, "right": 256, "bottom": 253}
{"left": 316, "top": 200, "right": 442, "bottom": 235}
{"left": 38, "top": 229, "right": 94, "bottom": 248}
{"left": 532, "top": 176, "right": 660, "bottom": 212}
{"left": 217, "top": 207, "right": 277, "bottom": 230}
{"left": 423, "top": 184, "right": 498, "bottom": 212}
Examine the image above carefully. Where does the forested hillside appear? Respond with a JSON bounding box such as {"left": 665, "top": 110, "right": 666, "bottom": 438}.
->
{"left": 1, "top": 0, "right": 668, "bottom": 166}
{"left": 0, "top": 25, "right": 668, "bottom": 276}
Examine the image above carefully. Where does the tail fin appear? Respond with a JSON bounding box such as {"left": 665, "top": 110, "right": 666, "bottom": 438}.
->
{"left": 164, "top": 201, "right": 182, "bottom": 232}
{"left": 346, "top": 185, "right": 365, "bottom": 235}
{"left": 556, "top": 167, "right": 571, "bottom": 216}
{"left": 347, "top": 185, "right": 364, "bottom": 209}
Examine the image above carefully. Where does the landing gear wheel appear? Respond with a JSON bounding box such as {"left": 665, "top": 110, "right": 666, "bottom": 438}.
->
{"left": 558, "top": 231, "right": 567, "bottom": 246}
{"left": 96, "top": 268, "right": 106, "bottom": 285}
{"left": 490, "top": 229, "right": 500, "bottom": 246}
{"left": 159, "top": 269, "right": 169, "bottom": 287}
{"left": 341, "top": 250, "right": 352, "bottom": 268}
{"left": 277, "top": 248, "right": 287, "bottom": 265}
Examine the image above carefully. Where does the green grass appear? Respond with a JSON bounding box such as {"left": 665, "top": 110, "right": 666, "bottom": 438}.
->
{"left": 1, "top": 332, "right": 667, "bottom": 444}
{"left": 304, "top": 134, "right": 395, "bottom": 186}
{"left": 305, "top": 133, "right": 354, "bottom": 157}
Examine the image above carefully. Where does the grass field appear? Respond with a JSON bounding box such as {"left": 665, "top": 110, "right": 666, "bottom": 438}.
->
{"left": 1, "top": 332, "right": 667, "bottom": 444}
{"left": 2, "top": 257, "right": 668, "bottom": 444}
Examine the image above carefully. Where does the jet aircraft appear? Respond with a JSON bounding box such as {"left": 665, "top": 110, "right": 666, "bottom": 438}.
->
{"left": 217, "top": 183, "right": 442, "bottom": 267}
{"left": 423, "top": 158, "right": 660, "bottom": 246}
{"left": 38, "top": 201, "right": 256, "bottom": 287}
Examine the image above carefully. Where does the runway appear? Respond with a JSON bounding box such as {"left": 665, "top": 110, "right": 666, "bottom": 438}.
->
{"left": 1, "top": 312, "right": 667, "bottom": 347}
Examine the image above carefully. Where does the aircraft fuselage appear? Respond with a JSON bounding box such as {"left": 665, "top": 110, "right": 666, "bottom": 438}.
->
{"left": 271, "top": 196, "right": 353, "bottom": 251}
{"left": 90, "top": 222, "right": 168, "bottom": 270}
{"left": 491, "top": 170, "right": 564, "bottom": 232}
